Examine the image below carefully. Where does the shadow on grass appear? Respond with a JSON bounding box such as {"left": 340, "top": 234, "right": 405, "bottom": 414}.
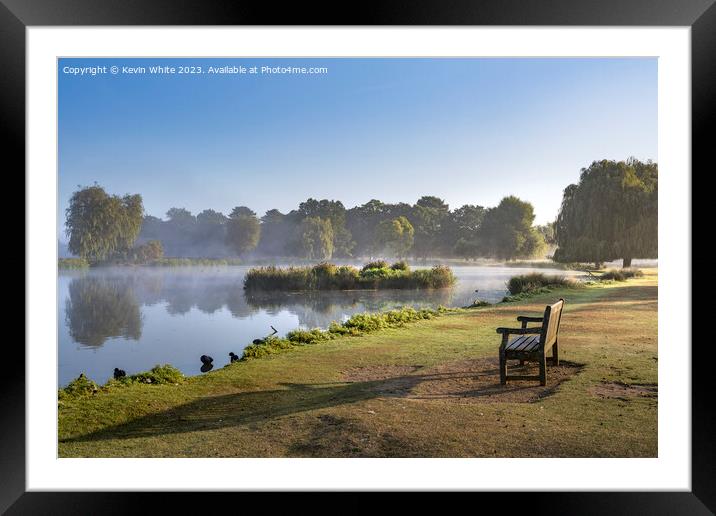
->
{"left": 61, "top": 360, "right": 583, "bottom": 445}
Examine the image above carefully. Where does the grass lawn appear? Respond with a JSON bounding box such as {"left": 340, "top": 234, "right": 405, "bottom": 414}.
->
{"left": 58, "top": 270, "right": 658, "bottom": 457}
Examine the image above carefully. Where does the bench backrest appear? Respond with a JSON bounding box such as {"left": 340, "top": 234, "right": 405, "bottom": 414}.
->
{"left": 540, "top": 298, "right": 565, "bottom": 349}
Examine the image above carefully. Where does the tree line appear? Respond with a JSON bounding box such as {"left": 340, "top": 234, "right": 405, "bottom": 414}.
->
{"left": 112, "top": 195, "right": 549, "bottom": 262}
{"left": 64, "top": 158, "right": 657, "bottom": 267}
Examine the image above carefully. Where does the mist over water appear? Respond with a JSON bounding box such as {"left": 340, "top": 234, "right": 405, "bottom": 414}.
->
{"left": 58, "top": 264, "right": 589, "bottom": 386}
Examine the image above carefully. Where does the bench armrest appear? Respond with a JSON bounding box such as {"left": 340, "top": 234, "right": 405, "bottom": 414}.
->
{"left": 496, "top": 327, "right": 542, "bottom": 335}
{"left": 516, "top": 316, "right": 543, "bottom": 323}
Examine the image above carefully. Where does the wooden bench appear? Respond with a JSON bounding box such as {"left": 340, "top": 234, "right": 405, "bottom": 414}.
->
{"left": 496, "top": 299, "right": 565, "bottom": 386}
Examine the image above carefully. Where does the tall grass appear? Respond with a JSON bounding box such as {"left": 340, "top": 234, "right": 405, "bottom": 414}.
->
{"left": 148, "top": 258, "right": 243, "bottom": 267}
{"left": 58, "top": 258, "right": 90, "bottom": 269}
{"left": 600, "top": 268, "right": 644, "bottom": 281}
{"left": 244, "top": 262, "right": 456, "bottom": 291}
{"left": 506, "top": 272, "right": 579, "bottom": 295}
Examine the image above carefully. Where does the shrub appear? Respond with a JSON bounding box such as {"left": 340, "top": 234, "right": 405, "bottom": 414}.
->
{"left": 124, "top": 364, "right": 185, "bottom": 385}
{"left": 600, "top": 268, "right": 644, "bottom": 281}
{"left": 133, "top": 240, "right": 164, "bottom": 263}
{"left": 506, "top": 273, "right": 578, "bottom": 295}
{"left": 465, "top": 299, "right": 491, "bottom": 308}
{"left": 424, "top": 265, "right": 456, "bottom": 288}
{"left": 286, "top": 328, "right": 334, "bottom": 344}
{"left": 502, "top": 286, "right": 554, "bottom": 303}
{"left": 244, "top": 263, "right": 455, "bottom": 291}
{"left": 58, "top": 373, "right": 98, "bottom": 400}
{"left": 59, "top": 365, "right": 186, "bottom": 402}
{"left": 362, "top": 260, "right": 389, "bottom": 271}
{"left": 390, "top": 261, "right": 409, "bottom": 271}
{"left": 241, "top": 335, "right": 295, "bottom": 359}
{"left": 333, "top": 266, "right": 360, "bottom": 289}
{"left": 359, "top": 266, "right": 394, "bottom": 281}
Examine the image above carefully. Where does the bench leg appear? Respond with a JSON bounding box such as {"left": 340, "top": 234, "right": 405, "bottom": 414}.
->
{"left": 552, "top": 340, "right": 559, "bottom": 366}
{"left": 499, "top": 350, "right": 507, "bottom": 385}
{"left": 539, "top": 356, "right": 547, "bottom": 386}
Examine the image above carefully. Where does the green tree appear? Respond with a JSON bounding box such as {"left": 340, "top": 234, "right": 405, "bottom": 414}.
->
{"left": 411, "top": 197, "right": 450, "bottom": 259}
{"left": 196, "top": 209, "right": 227, "bottom": 238}
{"left": 536, "top": 222, "right": 556, "bottom": 245}
{"left": 65, "top": 185, "right": 144, "bottom": 263}
{"left": 166, "top": 207, "right": 196, "bottom": 231}
{"left": 443, "top": 204, "right": 486, "bottom": 258}
{"left": 257, "top": 209, "right": 298, "bottom": 256}
{"left": 226, "top": 206, "right": 261, "bottom": 256}
{"left": 375, "top": 216, "right": 414, "bottom": 258}
{"left": 480, "top": 196, "right": 545, "bottom": 260}
{"left": 133, "top": 240, "right": 164, "bottom": 263}
{"left": 553, "top": 159, "right": 658, "bottom": 268}
{"left": 298, "top": 216, "right": 334, "bottom": 260}
{"left": 346, "top": 199, "right": 387, "bottom": 257}
{"left": 453, "top": 237, "right": 481, "bottom": 260}
{"left": 298, "top": 198, "right": 355, "bottom": 257}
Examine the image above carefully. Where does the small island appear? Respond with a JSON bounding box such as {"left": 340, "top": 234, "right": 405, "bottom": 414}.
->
{"left": 243, "top": 261, "right": 456, "bottom": 291}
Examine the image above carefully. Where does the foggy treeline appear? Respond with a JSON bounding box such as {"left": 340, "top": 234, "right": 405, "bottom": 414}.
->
{"left": 63, "top": 159, "right": 656, "bottom": 268}
{"left": 137, "top": 196, "right": 551, "bottom": 261}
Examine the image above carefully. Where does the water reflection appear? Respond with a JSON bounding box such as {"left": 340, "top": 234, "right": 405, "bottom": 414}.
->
{"left": 59, "top": 265, "right": 583, "bottom": 386}
{"left": 245, "top": 289, "right": 454, "bottom": 328}
{"left": 65, "top": 276, "right": 143, "bottom": 347}
{"left": 63, "top": 269, "right": 460, "bottom": 345}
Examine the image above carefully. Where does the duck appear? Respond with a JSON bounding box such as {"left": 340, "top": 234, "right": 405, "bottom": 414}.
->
{"left": 252, "top": 326, "right": 280, "bottom": 345}
{"left": 113, "top": 368, "right": 126, "bottom": 379}
{"left": 200, "top": 355, "right": 213, "bottom": 365}
{"left": 229, "top": 352, "right": 239, "bottom": 363}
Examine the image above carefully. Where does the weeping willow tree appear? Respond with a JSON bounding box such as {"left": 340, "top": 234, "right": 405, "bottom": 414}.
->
{"left": 297, "top": 216, "right": 334, "bottom": 260}
{"left": 65, "top": 185, "right": 144, "bottom": 263}
{"left": 554, "top": 158, "right": 657, "bottom": 268}
{"left": 375, "top": 216, "right": 414, "bottom": 258}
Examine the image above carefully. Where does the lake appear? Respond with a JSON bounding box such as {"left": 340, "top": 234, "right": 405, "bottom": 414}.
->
{"left": 58, "top": 264, "right": 584, "bottom": 386}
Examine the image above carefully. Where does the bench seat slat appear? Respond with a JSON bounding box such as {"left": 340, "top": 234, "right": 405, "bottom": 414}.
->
{"left": 524, "top": 337, "right": 541, "bottom": 352}
{"left": 517, "top": 336, "right": 538, "bottom": 351}
{"left": 506, "top": 336, "right": 527, "bottom": 351}
{"left": 506, "top": 335, "right": 540, "bottom": 352}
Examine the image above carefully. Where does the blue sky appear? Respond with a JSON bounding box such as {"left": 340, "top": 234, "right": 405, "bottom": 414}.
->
{"left": 58, "top": 57, "right": 656, "bottom": 239}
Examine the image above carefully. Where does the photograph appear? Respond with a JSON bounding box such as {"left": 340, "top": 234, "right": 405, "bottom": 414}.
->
{"left": 56, "top": 56, "right": 659, "bottom": 459}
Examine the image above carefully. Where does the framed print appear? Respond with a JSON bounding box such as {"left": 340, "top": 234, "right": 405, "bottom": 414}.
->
{"left": 5, "top": 0, "right": 712, "bottom": 511}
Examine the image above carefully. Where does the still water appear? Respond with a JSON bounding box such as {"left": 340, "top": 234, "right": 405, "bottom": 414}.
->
{"left": 58, "top": 265, "right": 583, "bottom": 386}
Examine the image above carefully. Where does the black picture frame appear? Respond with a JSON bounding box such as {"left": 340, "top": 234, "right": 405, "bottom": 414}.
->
{"left": 5, "top": 0, "right": 711, "bottom": 512}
